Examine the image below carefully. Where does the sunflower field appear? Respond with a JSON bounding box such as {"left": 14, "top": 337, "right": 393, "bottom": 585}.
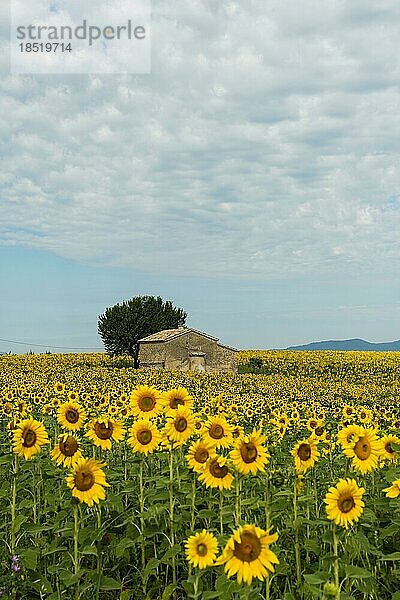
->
{"left": 0, "top": 351, "right": 400, "bottom": 600}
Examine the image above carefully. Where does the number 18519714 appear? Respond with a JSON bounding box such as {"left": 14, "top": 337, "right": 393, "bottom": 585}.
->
{"left": 19, "top": 43, "right": 72, "bottom": 52}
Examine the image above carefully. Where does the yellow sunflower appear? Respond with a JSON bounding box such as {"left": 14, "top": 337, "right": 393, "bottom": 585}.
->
{"left": 13, "top": 418, "right": 49, "bottom": 460}
{"left": 342, "top": 404, "right": 355, "bottom": 420}
{"left": 198, "top": 456, "right": 234, "bottom": 490}
{"left": 162, "top": 387, "right": 193, "bottom": 415}
{"left": 54, "top": 382, "right": 65, "bottom": 394}
{"left": 203, "top": 416, "right": 233, "bottom": 449}
{"left": 380, "top": 435, "right": 400, "bottom": 462}
{"left": 86, "top": 418, "right": 125, "bottom": 450}
{"left": 230, "top": 430, "right": 269, "bottom": 476}
{"left": 324, "top": 478, "right": 365, "bottom": 528}
{"left": 130, "top": 385, "right": 163, "bottom": 419}
{"left": 383, "top": 480, "right": 400, "bottom": 499}
{"left": 216, "top": 524, "right": 279, "bottom": 585}
{"left": 358, "top": 406, "right": 373, "bottom": 425}
{"left": 58, "top": 401, "right": 87, "bottom": 432}
{"left": 128, "top": 419, "right": 161, "bottom": 455}
{"left": 292, "top": 438, "right": 319, "bottom": 473}
{"left": 185, "top": 530, "right": 219, "bottom": 569}
{"left": 337, "top": 424, "right": 363, "bottom": 450}
{"left": 193, "top": 414, "right": 205, "bottom": 436}
{"left": 66, "top": 457, "right": 109, "bottom": 507}
{"left": 51, "top": 434, "right": 83, "bottom": 468}
{"left": 343, "top": 427, "right": 382, "bottom": 474}
{"left": 186, "top": 439, "right": 216, "bottom": 473}
{"left": 164, "top": 406, "right": 196, "bottom": 446}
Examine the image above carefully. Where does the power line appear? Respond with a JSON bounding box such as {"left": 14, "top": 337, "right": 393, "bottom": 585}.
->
{"left": 0, "top": 337, "right": 103, "bottom": 351}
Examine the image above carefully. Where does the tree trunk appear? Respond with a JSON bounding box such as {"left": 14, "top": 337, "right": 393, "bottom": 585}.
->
{"left": 133, "top": 348, "right": 140, "bottom": 369}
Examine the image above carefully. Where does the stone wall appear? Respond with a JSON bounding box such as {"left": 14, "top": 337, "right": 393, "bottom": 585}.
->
{"left": 216, "top": 345, "right": 238, "bottom": 373}
{"left": 139, "top": 331, "right": 238, "bottom": 372}
{"left": 139, "top": 341, "right": 166, "bottom": 367}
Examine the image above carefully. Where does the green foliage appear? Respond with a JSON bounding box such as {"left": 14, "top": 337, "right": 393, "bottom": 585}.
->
{"left": 97, "top": 295, "right": 187, "bottom": 367}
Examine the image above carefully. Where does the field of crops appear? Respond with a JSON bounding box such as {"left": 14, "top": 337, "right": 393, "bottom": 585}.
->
{"left": 1, "top": 351, "right": 400, "bottom": 600}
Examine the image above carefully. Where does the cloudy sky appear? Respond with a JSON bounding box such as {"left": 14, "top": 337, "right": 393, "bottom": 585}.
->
{"left": 1, "top": 0, "right": 400, "bottom": 352}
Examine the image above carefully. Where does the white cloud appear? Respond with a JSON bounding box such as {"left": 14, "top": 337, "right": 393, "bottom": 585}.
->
{"left": 1, "top": 0, "right": 400, "bottom": 278}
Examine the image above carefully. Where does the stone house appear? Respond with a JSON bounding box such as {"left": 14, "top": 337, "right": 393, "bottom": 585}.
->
{"left": 138, "top": 327, "right": 239, "bottom": 372}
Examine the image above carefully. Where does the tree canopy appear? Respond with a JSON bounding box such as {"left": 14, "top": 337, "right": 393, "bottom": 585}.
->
{"left": 97, "top": 295, "right": 187, "bottom": 367}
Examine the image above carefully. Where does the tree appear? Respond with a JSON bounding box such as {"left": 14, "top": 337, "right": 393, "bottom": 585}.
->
{"left": 98, "top": 295, "right": 187, "bottom": 368}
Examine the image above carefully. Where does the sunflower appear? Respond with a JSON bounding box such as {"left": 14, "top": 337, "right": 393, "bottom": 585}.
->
{"left": 13, "top": 418, "right": 49, "bottom": 460}
{"left": 128, "top": 419, "right": 161, "bottom": 454}
{"left": 86, "top": 418, "right": 125, "bottom": 450}
{"left": 187, "top": 439, "right": 216, "bottom": 473}
{"left": 311, "top": 423, "right": 327, "bottom": 442}
{"left": 16, "top": 400, "right": 27, "bottom": 417}
{"left": 193, "top": 414, "right": 205, "bottom": 436}
{"left": 162, "top": 387, "right": 193, "bottom": 415}
{"left": 324, "top": 478, "right": 365, "bottom": 528}
{"left": 342, "top": 404, "right": 355, "bottom": 420}
{"left": 68, "top": 391, "right": 79, "bottom": 402}
{"left": 185, "top": 530, "right": 219, "bottom": 569}
{"left": 337, "top": 424, "right": 363, "bottom": 450}
{"left": 380, "top": 435, "right": 400, "bottom": 462}
{"left": 203, "top": 416, "right": 233, "bottom": 449}
{"left": 164, "top": 406, "right": 195, "bottom": 446}
{"left": 130, "top": 385, "right": 163, "bottom": 419}
{"left": 198, "top": 456, "right": 234, "bottom": 490}
{"left": 51, "top": 434, "right": 83, "bottom": 468}
{"left": 230, "top": 430, "right": 269, "bottom": 476}
{"left": 216, "top": 524, "right": 279, "bottom": 585}
{"left": 54, "top": 382, "right": 65, "bottom": 394}
{"left": 343, "top": 427, "right": 382, "bottom": 474}
{"left": 292, "top": 438, "right": 319, "bottom": 473}
{"left": 3, "top": 402, "right": 13, "bottom": 415}
{"left": 66, "top": 458, "right": 109, "bottom": 506}
{"left": 358, "top": 406, "right": 373, "bottom": 425}
{"left": 383, "top": 480, "right": 400, "bottom": 499}
{"left": 58, "top": 401, "right": 87, "bottom": 432}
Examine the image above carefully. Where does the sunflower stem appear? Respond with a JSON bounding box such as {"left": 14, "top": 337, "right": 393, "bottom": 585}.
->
{"left": 293, "top": 477, "right": 302, "bottom": 590}
{"left": 139, "top": 457, "right": 146, "bottom": 573}
{"left": 193, "top": 571, "right": 200, "bottom": 598}
{"left": 10, "top": 455, "right": 18, "bottom": 557}
{"left": 235, "top": 476, "right": 241, "bottom": 526}
{"left": 332, "top": 524, "right": 340, "bottom": 599}
{"left": 190, "top": 475, "right": 196, "bottom": 531}
{"left": 73, "top": 503, "right": 80, "bottom": 600}
{"left": 219, "top": 489, "right": 224, "bottom": 535}
{"left": 168, "top": 449, "right": 176, "bottom": 586}
{"left": 265, "top": 476, "right": 271, "bottom": 600}
{"left": 95, "top": 505, "right": 102, "bottom": 600}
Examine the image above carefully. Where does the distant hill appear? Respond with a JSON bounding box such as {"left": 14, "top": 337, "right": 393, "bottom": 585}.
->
{"left": 286, "top": 338, "right": 400, "bottom": 351}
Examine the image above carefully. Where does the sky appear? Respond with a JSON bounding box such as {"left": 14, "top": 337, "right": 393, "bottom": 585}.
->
{"left": 1, "top": 0, "right": 400, "bottom": 353}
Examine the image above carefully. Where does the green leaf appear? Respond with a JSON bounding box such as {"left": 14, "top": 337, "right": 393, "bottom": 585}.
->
{"left": 160, "top": 544, "right": 181, "bottom": 563}
{"left": 142, "top": 557, "right": 160, "bottom": 582}
{"left": 304, "top": 571, "right": 330, "bottom": 585}
{"left": 115, "top": 537, "right": 136, "bottom": 559}
{"left": 14, "top": 514, "right": 27, "bottom": 533}
{"left": 304, "top": 539, "right": 321, "bottom": 554}
{"left": 20, "top": 548, "right": 39, "bottom": 570}
{"left": 344, "top": 565, "right": 372, "bottom": 579}
{"left": 81, "top": 545, "right": 98, "bottom": 557}
{"left": 97, "top": 575, "right": 121, "bottom": 590}
{"left": 162, "top": 583, "right": 178, "bottom": 599}
{"left": 380, "top": 552, "right": 400, "bottom": 561}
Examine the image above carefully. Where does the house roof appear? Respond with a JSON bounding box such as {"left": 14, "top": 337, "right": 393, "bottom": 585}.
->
{"left": 217, "top": 342, "right": 240, "bottom": 353}
{"left": 139, "top": 327, "right": 219, "bottom": 344}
